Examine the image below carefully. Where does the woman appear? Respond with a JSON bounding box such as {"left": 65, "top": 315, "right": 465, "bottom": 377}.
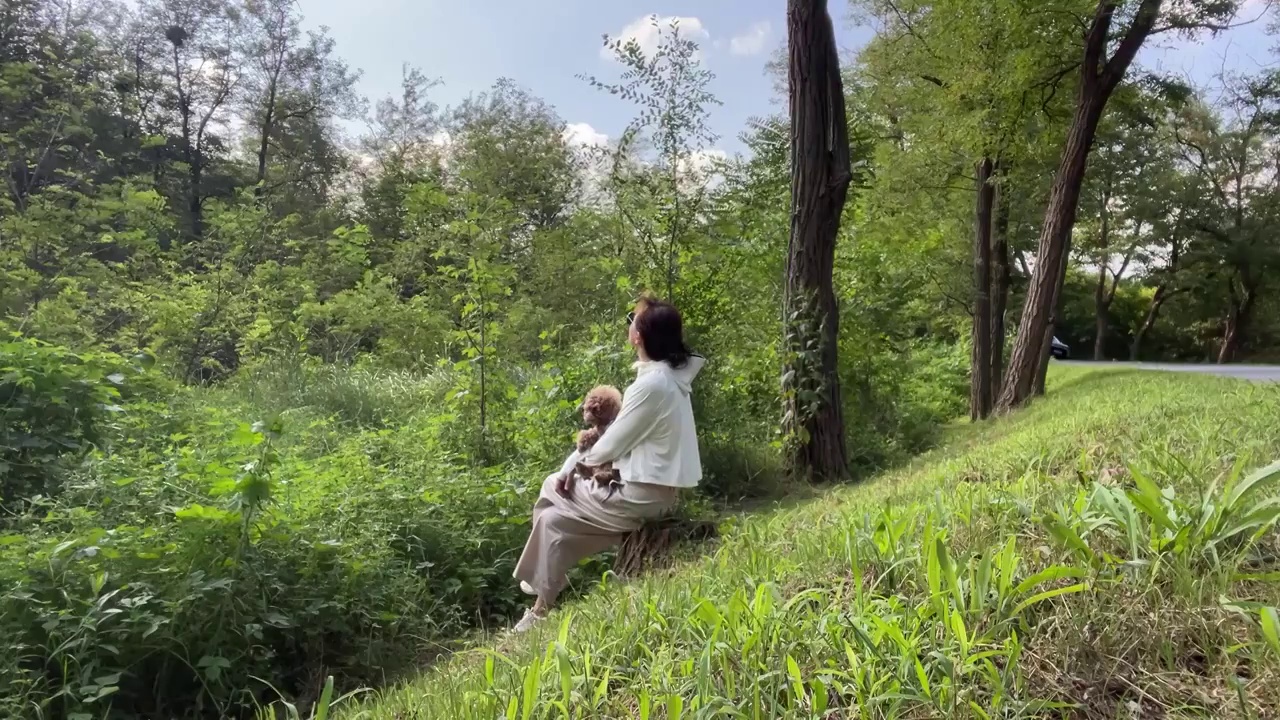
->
{"left": 511, "top": 298, "right": 704, "bottom": 632}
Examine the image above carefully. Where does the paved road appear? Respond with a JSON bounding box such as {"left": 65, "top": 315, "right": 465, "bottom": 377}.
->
{"left": 1058, "top": 361, "right": 1280, "bottom": 382}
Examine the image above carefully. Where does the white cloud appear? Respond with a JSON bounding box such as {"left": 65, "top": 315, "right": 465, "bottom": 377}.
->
{"left": 602, "top": 15, "right": 709, "bottom": 61}
{"left": 730, "top": 21, "right": 772, "bottom": 56}
{"left": 677, "top": 148, "right": 729, "bottom": 191}
{"left": 563, "top": 122, "right": 609, "bottom": 148}
{"left": 681, "top": 148, "right": 728, "bottom": 175}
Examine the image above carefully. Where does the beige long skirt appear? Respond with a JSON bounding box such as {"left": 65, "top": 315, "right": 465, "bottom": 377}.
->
{"left": 513, "top": 474, "right": 677, "bottom": 603}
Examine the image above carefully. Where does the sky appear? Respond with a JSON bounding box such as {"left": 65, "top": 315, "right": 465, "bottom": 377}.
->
{"left": 300, "top": 0, "right": 1278, "bottom": 156}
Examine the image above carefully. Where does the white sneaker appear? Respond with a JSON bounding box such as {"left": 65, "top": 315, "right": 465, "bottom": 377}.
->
{"left": 519, "top": 581, "right": 537, "bottom": 596}
{"left": 513, "top": 609, "right": 546, "bottom": 633}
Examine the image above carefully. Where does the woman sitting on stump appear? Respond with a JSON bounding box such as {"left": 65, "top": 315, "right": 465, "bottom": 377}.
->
{"left": 512, "top": 297, "right": 704, "bottom": 633}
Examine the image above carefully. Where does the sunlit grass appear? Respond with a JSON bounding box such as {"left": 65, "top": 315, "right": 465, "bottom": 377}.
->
{"left": 328, "top": 367, "right": 1280, "bottom": 719}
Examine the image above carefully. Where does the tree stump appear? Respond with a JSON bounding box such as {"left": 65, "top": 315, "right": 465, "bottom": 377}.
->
{"left": 612, "top": 517, "right": 719, "bottom": 579}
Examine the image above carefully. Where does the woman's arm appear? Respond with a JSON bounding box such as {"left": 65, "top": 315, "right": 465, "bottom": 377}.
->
{"left": 553, "top": 449, "right": 581, "bottom": 497}
{"left": 578, "top": 380, "right": 662, "bottom": 466}
{"left": 557, "top": 449, "right": 580, "bottom": 477}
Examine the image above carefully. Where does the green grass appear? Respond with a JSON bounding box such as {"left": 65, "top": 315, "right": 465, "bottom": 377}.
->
{"left": 328, "top": 367, "right": 1280, "bottom": 719}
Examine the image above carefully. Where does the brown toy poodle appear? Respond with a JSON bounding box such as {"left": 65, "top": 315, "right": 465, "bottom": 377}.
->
{"left": 572, "top": 385, "right": 623, "bottom": 491}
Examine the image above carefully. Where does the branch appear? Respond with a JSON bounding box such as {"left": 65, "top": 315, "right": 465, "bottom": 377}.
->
{"left": 1084, "top": 1, "right": 1117, "bottom": 84}
{"left": 924, "top": 268, "right": 972, "bottom": 316}
{"left": 1014, "top": 249, "right": 1031, "bottom": 277}
{"left": 1037, "top": 61, "right": 1083, "bottom": 116}
{"left": 1150, "top": 0, "right": 1275, "bottom": 35}
{"left": 277, "top": 102, "right": 320, "bottom": 123}
{"left": 1105, "top": 248, "right": 1134, "bottom": 305}
{"left": 1172, "top": 124, "right": 1230, "bottom": 207}
{"left": 1101, "top": 0, "right": 1162, "bottom": 92}
{"left": 1193, "top": 220, "right": 1230, "bottom": 244}
{"left": 884, "top": 0, "right": 931, "bottom": 51}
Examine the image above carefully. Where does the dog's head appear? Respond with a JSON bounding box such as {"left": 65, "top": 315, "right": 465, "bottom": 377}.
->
{"left": 579, "top": 385, "right": 623, "bottom": 427}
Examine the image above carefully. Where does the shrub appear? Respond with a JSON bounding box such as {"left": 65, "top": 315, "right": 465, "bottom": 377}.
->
{"left": 0, "top": 335, "right": 140, "bottom": 510}
{"left": 0, "top": 328, "right": 965, "bottom": 718}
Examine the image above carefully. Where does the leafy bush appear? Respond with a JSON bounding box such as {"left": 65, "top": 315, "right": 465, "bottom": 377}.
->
{"left": 0, "top": 336, "right": 142, "bottom": 509}
{"left": 229, "top": 358, "right": 452, "bottom": 429}
{"left": 0, "top": 402, "right": 537, "bottom": 718}
{"left": 0, "top": 318, "right": 965, "bottom": 718}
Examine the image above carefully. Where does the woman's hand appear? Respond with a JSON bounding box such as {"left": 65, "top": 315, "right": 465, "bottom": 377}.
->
{"left": 554, "top": 471, "right": 575, "bottom": 498}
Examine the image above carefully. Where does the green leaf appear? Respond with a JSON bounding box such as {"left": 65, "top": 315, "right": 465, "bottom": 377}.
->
{"left": 1014, "top": 565, "right": 1086, "bottom": 597}
{"left": 786, "top": 654, "right": 804, "bottom": 702}
{"left": 174, "top": 504, "right": 238, "bottom": 523}
{"left": 1127, "top": 467, "right": 1177, "bottom": 532}
{"left": 1012, "top": 583, "right": 1088, "bottom": 616}
{"left": 1260, "top": 607, "right": 1280, "bottom": 657}
{"left": 315, "top": 676, "right": 336, "bottom": 720}
{"left": 1043, "top": 514, "right": 1094, "bottom": 562}
{"left": 1226, "top": 459, "right": 1280, "bottom": 512}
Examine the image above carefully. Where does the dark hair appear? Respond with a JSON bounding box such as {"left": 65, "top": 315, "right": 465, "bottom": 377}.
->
{"left": 634, "top": 299, "right": 692, "bottom": 368}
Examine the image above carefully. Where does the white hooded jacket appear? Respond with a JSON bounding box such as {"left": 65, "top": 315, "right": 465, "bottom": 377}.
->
{"left": 564, "top": 355, "right": 705, "bottom": 489}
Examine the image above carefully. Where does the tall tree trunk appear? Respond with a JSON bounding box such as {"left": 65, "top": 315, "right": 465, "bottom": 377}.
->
{"left": 1130, "top": 285, "right": 1169, "bottom": 361}
{"left": 996, "top": 0, "right": 1161, "bottom": 412}
{"left": 1092, "top": 186, "right": 1111, "bottom": 360}
{"left": 991, "top": 173, "right": 1011, "bottom": 388}
{"left": 171, "top": 42, "right": 203, "bottom": 241}
{"left": 189, "top": 164, "right": 204, "bottom": 240}
{"left": 1093, "top": 268, "right": 1108, "bottom": 361}
{"left": 255, "top": 78, "right": 279, "bottom": 192}
{"left": 1001, "top": 97, "right": 1103, "bottom": 405}
{"left": 1217, "top": 281, "right": 1256, "bottom": 364}
{"left": 970, "top": 157, "right": 996, "bottom": 421}
{"left": 1034, "top": 249, "right": 1072, "bottom": 396}
{"left": 783, "top": 0, "right": 852, "bottom": 482}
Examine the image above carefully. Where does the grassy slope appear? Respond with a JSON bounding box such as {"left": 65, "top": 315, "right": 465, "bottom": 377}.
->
{"left": 343, "top": 368, "right": 1280, "bottom": 719}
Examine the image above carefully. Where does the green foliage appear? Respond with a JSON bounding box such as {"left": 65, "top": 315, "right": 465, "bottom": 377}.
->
{"left": 0, "top": 336, "right": 146, "bottom": 510}
{"left": 354, "top": 368, "right": 1280, "bottom": 719}
{"left": 584, "top": 15, "right": 723, "bottom": 303}
{"left": 5, "top": 0, "right": 1279, "bottom": 716}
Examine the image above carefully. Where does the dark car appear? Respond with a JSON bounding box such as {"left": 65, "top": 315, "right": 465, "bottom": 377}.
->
{"left": 1050, "top": 336, "right": 1070, "bottom": 360}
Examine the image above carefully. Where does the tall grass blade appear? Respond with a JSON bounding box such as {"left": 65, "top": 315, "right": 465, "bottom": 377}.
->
{"left": 1225, "top": 459, "right": 1280, "bottom": 512}
{"left": 1012, "top": 583, "right": 1088, "bottom": 616}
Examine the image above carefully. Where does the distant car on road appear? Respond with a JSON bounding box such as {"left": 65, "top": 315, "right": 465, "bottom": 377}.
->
{"left": 1051, "top": 336, "right": 1070, "bottom": 360}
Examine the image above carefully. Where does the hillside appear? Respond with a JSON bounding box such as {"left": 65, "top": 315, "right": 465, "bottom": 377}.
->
{"left": 346, "top": 368, "right": 1280, "bottom": 719}
{"left": 9, "top": 0, "right": 1280, "bottom": 716}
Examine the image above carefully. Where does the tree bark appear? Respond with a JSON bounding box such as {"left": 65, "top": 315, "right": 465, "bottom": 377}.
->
{"left": 170, "top": 42, "right": 203, "bottom": 241}
{"left": 1092, "top": 185, "right": 1111, "bottom": 361}
{"left": 1217, "top": 279, "right": 1256, "bottom": 364}
{"left": 1002, "top": 96, "right": 1104, "bottom": 404}
{"left": 783, "top": 0, "right": 851, "bottom": 482}
{"left": 254, "top": 7, "right": 288, "bottom": 194}
{"left": 1130, "top": 285, "right": 1169, "bottom": 361}
{"left": 255, "top": 79, "right": 279, "bottom": 192}
{"left": 1034, "top": 248, "right": 1072, "bottom": 396}
{"left": 991, "top": 172, "right": 1011, "bottom": 389}
{"left": 970, "top": 157, "right": 995, "bottom": 421}
{"left": 996, "top": 0, "right": 1162, "bottom": 412}
{"left": 1093, "top": 269, "right": 1108, "bottom": 360}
